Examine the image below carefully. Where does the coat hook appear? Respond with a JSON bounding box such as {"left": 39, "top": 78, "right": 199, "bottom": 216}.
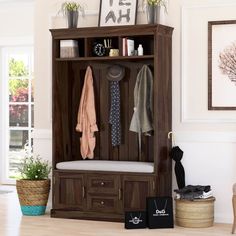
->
{"left": 168, "top": 131, "right": 176, "bottom": 146}
{"left": 168, "top": 131, "right": 172, "bottom": 139}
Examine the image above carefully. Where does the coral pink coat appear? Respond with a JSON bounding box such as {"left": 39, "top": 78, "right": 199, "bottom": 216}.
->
{"left": 76, "top": 66, "right": 98, "bottom": 159}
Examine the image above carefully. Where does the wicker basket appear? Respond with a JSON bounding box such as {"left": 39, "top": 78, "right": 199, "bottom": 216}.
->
{"left": 16, "top": 179, "right": 50, "bottom": 216}
{"left": 175, "top": 197, "right": 215, "bottom": 228}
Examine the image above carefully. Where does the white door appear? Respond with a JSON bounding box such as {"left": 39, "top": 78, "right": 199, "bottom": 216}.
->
{"left": 0, "top": 46, "right": 34, "bottom": 184}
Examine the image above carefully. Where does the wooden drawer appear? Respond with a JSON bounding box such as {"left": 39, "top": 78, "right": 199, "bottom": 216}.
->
{"left": 87, "top": 174, "right": 119, "bottom": 194}
{"left": 87, "top": 195, "right": 120, "bottom": 213}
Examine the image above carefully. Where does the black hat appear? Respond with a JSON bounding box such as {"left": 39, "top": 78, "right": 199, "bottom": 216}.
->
{"left": 106, "top": 65, "right": 125, "bottom": 81}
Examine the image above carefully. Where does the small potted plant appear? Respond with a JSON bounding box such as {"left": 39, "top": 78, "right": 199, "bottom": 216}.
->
{"left": 144, "top": 0, "right": 167, "bottom": 24}
{"left": 61, "top": 1, "right": 84, "bottom": 28}
{"left": 16, "top": 155, "right": 51, "bottom": 216}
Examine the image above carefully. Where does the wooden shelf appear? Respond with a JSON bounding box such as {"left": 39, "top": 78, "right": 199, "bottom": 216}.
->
{"left": 55, "top": 55, "right": 154, "bottom": 61}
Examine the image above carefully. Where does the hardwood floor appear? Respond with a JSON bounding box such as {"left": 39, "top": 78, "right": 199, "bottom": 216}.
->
{"left": 0, "top": 187, "right": 233, "bottom": 236}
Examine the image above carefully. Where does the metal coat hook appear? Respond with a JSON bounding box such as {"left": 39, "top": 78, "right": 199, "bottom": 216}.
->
{"left": 168, "top": 131, "right": 176, "bottom": 146}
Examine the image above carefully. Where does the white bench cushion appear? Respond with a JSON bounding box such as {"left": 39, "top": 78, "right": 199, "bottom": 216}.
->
{"left": 56, "top": 160, "right": 154, "bottom": 173}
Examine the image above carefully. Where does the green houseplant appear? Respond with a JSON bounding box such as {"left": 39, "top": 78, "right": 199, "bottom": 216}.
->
{"left": 145, "top": 0, "right": 167, "bottom": 24}
{"left": 147, "top": 0, "right": 167, "bottom": 7}
{"left": 16, "top": 155, "right": 51, "bottom": 216}
{"left": 61, "top": 1, "right": 84, "bottom": 28}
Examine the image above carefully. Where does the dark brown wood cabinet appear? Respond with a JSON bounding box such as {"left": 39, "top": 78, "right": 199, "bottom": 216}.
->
{"left": 122, "top": 175, "right": 155, "bottom": 211}
{"left": 50, "top": 24, "right": 173, "bottom": 222}
{"left": 54, "top": 172, "right": 86, "bottom": 210}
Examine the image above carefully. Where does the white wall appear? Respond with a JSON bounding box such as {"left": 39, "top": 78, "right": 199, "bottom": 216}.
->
{"left": 0, "top": 1, "right": 34, "bottom": 184}
{"left": 0, "top": 1, "right": 34, "bottom": 38}
{"left": 34, "top": 0, "right": 236, "bottom": 223}
{"left": 168, "top": 0, "right": 236, "bottom": 223}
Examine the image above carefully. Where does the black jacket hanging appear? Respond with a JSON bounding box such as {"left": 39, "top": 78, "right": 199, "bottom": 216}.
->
{"left": 170, "top": 146, "right": 185, "bottom": 189}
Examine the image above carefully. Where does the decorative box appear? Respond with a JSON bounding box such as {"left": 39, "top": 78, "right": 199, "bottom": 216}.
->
{"left": 125, "top": 211, "right": 147, "bottom": 229}
{"left": 147, "top": 197, "right": 174, "bottom": 229}
{"left": 60, "top": 40, "right": 79, "bottom": 58}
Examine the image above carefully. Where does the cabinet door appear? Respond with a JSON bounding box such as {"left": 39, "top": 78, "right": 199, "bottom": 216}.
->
{"left": 54, "top": 172, "right": 86, "bottom": 210}
{"left": 122, "top": 176, "right": 155, "bottom": 211}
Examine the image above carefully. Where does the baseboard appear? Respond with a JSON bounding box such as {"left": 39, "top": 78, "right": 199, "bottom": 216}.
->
{"left": 51, "top": 209, "right": 123, "bottom": 222}
{"left": 215, "top": 214, "right": 233, "bottom": 224}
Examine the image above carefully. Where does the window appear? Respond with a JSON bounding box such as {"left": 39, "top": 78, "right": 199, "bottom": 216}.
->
{"left": 1, "top": 47, "right": 34, "bottom": 183}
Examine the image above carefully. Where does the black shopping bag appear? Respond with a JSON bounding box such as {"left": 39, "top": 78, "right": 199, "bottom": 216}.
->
{"left": 147, "top": 197, "right": 174, "bottom": 229}
{"left": 125, "top": 211, "right": 147, "bottom": 229}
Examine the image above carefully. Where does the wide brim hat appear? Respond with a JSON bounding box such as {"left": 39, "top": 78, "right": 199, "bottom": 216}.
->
{"left": 106, "top": 65, "right": 125, "bottom": 81}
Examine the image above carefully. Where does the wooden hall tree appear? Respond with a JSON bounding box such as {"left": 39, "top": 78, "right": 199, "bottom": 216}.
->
{"left": 50, "top": 24, "right": 173, "bottom": 222}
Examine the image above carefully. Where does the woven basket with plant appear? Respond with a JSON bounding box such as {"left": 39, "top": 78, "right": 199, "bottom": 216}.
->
{"left": 16, "top": 155, "right": 51, "bottom": 216}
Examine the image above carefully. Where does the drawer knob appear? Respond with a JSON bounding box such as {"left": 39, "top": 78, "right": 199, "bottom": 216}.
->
{"left": 101, "top": 201, "right": 104, "bottom": 205}
{"left": 101, "top": 182, "right": 105, "bottom": 186}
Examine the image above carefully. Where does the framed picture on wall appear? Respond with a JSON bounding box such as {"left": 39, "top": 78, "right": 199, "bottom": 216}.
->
{"left": 208, "top": 20, "right": 236, "bottom": 110}
{"left": 98, "top": 0, "right": 137, "bottom": 27}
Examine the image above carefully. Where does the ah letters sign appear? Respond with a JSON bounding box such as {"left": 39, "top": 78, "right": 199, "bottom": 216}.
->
{"left": 99, "top": 0, "right": 137, "bottom": 26}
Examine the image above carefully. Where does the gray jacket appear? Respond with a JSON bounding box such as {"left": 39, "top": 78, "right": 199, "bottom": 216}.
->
{"left": 129, "top": 65, "right": 153, "bottom": 134}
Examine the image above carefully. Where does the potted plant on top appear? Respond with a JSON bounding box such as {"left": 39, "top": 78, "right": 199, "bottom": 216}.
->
{"left": 16, "top": 155, "right": 51, "bottom": 216}
{"left": 144, "top": 0, "right": 167, "bottom": 24}
{"left": 61, "top": 1, "right": 84, "bottom": 28}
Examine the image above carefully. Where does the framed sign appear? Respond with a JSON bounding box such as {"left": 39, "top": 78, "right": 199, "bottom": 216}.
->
{"left": 208, "top": 20, "right": 236, "bottom": 110}
{"left": 98, "top": 0, "right": 137, "bottom": 27}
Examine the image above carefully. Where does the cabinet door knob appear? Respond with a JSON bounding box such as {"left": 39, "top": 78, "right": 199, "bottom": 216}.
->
{"left": 101, "top": 201, "right": 104, "bottom": 205}
{"left": 101, "top": 182, "right": 105, "bottom": 186}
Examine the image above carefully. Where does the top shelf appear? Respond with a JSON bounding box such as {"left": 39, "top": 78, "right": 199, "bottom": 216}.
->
{"left": 50, "top": 24, "right": 174, "bottom": 39}
{"left": 56, "top": 55, "right": 154, "bottom": 62}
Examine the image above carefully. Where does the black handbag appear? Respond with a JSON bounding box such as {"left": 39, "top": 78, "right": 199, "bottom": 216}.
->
{"left": 147, "top": 197, "right": 174, "bottom": 229}
{"left": 124, "top": 211, "right": 147, "bottom": 229}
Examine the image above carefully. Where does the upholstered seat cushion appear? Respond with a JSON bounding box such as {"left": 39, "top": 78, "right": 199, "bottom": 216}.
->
{"left": 56, "top": 160, "right": 154, "bottom": 173}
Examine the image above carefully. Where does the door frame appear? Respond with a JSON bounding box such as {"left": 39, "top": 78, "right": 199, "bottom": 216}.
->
{"left": 0, "top": 36, "right": 33, "bottom": 185}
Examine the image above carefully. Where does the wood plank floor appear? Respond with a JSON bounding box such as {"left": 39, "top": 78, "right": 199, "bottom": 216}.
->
{"left": 0, "top": 188, "right": 233, "bottom": 236}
